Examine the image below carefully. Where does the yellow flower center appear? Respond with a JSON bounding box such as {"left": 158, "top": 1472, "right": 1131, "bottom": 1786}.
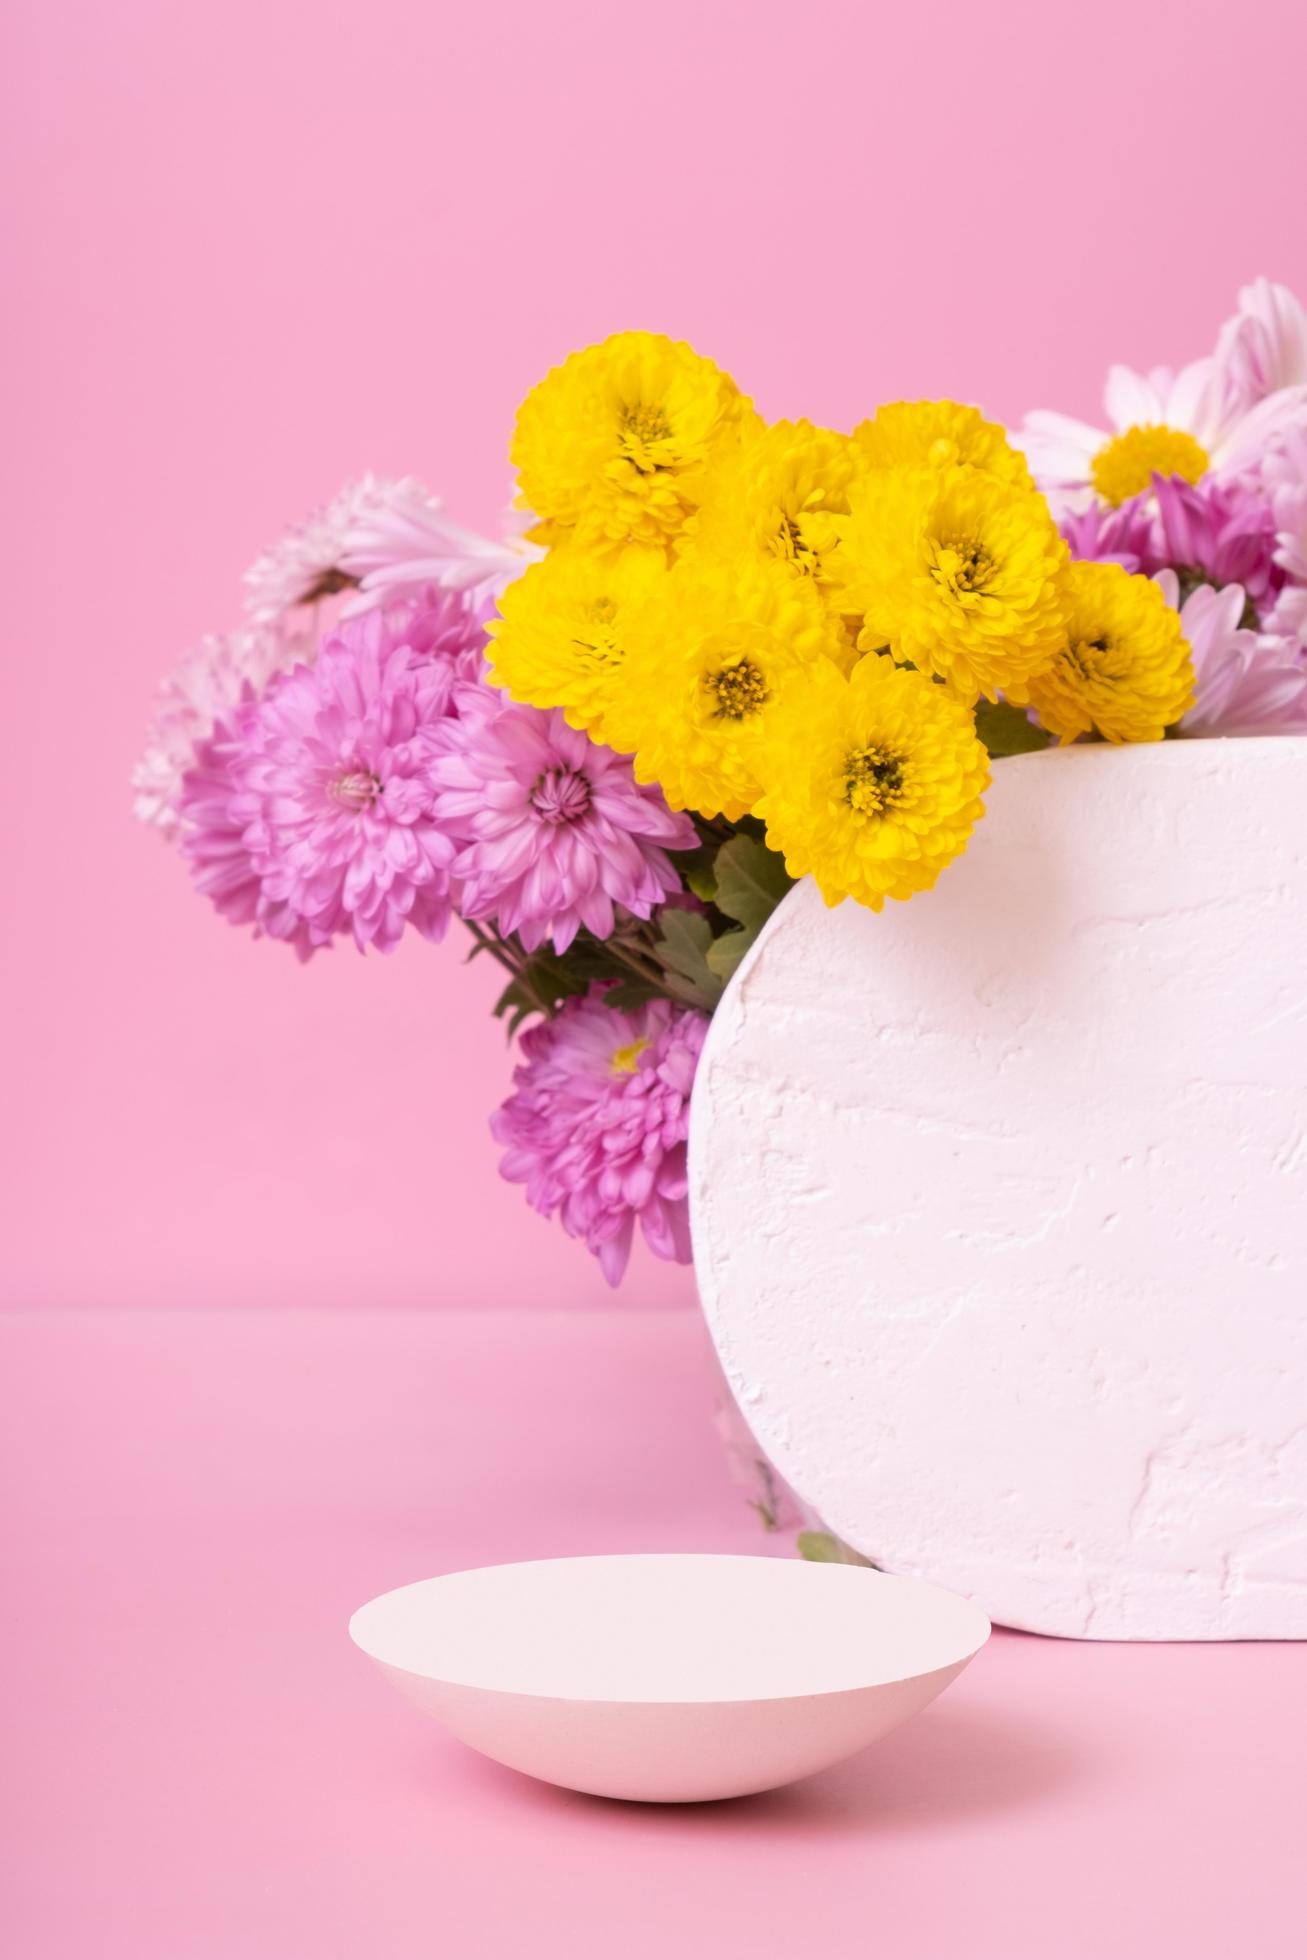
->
{"left": 932, "top": 535, "right": 996, "bottom": 600}
{"left": 619, "top": 403, "right": 672, "bottom": 470}
{"left": 332, "top": 768, "right": 381, "bottom": 810}
{"left": 610, "top": 1037, "right": 652, "bottom": 1076}
{"left": 705, "top": 658, "right": 769, "bottom": 721}
{"left": 843, "top": 743, "right": 906, "bottom": 816}
{"left": 1063, "top": 631, "right": 1122, "bottom": 686}
{"left": 1090, "top": 424, "right": 1209, "bottom": 507}
{"left": 775, "top": 513, "right": 822, "bottom": 575}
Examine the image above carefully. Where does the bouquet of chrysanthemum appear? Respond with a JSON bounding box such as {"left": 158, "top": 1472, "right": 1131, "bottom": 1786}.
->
{"left": 136, "top": 279, "right": 1307, "bottom": 1285}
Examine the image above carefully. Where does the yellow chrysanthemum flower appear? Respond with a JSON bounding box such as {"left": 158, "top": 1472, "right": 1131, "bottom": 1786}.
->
{"left": 510, "top": 331, "right": 752, "bottom": 551}
{"left": 831, "top": 464, "right": 1069, "bottom": 704}
{"left": 606, "top": 556, "right": 852, "bottom": 821}
{"left": 1026, "top": 561, "right": 1195, "bottom": 744}
{"left": 682, "top": 419, "right": 862, "bottom": 616}
{"left": 754, "top": 655, "right": 990, "bottom": 910}
{"left": 854, "top": 400, "right": 1034, "bottom": 489}
{"left": 486, "top": 546, "right": 667, "bottom": 741}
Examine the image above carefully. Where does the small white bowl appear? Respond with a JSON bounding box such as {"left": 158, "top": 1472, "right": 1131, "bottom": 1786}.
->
{"left": 349, "top": 1553, "right": 989, "bottom": 1802}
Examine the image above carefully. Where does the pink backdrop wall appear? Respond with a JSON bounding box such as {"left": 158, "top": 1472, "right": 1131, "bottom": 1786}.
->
{"left": 4, "top": 0, "right": 1304, "bottom": 1311}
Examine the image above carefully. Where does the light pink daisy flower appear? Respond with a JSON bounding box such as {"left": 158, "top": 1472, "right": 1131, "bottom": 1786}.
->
{"left": 432, "top": 689, "right": 697, "bottom": 953}
{"left": 1215, "top": 278, "right": 1307, "bottom": 404}
{"left": 1019, "top": 283, "right": 1307, "bottom": 515}
{"left": 491, "top": 986, "right": 708, "bottom": 1284}
{"left": 181, "top": 609, "right": 462, "bottom": 955}
{"left": 1261, "top": 427, "right": 1307, "bottom": 648}
{"left": 133, "top": 624, "right": 304, "bottom": 835}
{"left": 1153, "top": 573, "right": 1307, "bottom": 737}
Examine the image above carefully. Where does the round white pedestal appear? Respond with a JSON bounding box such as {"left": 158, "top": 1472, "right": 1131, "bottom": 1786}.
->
{"left": 691, "top": 738, "right": 1307, "bottom": 1639}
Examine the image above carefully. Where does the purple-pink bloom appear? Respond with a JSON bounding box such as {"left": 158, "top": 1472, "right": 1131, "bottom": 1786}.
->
{"left": 1147, "top": 473, "right": 1283, "bottom": 614}
{"left": 491, "top": 987, "right": 708, "bottom": 1284}
{"left": 180, "top": 608, "right": 462, "bottom": 956}
{"left": 1067, "top": 474, "right": 1289, "bottom": 622}
{"left": 1062, "top": 496, "right": 1154, "bottom": 572}
{"left": 432, "top": 690, "right": 697, "bottom": 953}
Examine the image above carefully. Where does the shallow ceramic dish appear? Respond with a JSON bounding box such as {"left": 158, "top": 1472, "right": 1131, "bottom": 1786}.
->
{"left": 349, "top": 1552, "right": 990, "bottom": 1802}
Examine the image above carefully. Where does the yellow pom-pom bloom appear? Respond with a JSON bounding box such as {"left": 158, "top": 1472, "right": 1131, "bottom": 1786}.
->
{"left": 607, "top": 556, "right": 851, "bottom": 822}
{"left": 1026, "top": 561, "right": 1195, "bottom": 744}
{"left": 510, "top": 331, "right": 751, "bottom": 551}
{"left": 754, "top": 655, "right": 991, "bottom": 910}
{"left": 486, "top": 546, "right": 667, "bottom": 742}
{"left": 683, "top": 419, "right": 862, "bottom": 615}
{"left": 854, "top": 400, "right": 1034, "bottom": 489}
{"left": 831, "top": 464, "right": 1069, "bottom": 704}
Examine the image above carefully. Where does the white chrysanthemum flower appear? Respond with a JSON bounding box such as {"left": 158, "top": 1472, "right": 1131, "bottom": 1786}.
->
{"left": 132, "top": 624, "right": 303, "bottom": 834}
{"left": 243, "top": 475, "right": 538, "bottom": 626}
{"left": 1153, "top": 572, "right": 1307, "bottom": 737}
{"left": 338, "top": 479, "right": 540, "bottom": 616}
{"left": 243, "top": 475, "right": 432, "bottom": 624}
{"left": 1019, "top": 282, "right": 1307, "bottom": 516}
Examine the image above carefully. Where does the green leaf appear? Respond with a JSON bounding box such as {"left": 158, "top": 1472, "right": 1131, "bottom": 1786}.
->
{"left": 694, "top": 834, "right": 795, "bottom": 989}
{"left": 652, "top": 910, "right": 724, "bottom": 1011}
{"left": 705, "top": 929, "right": 751, "bottom": 984}
{"left": 684, "top": 861, "right": 719, "bottom": 904}
{"left": 796, "top": 1530, "right": 876, "bottom": 1567}
{"left": 600, "top": 976, "right": 664, "bottom": 1013}
{"left": 974, "top": 699, "right": 1052, "bottom": 759}
{"left": 712, "top": 834, "right": 794, "bottom": 935}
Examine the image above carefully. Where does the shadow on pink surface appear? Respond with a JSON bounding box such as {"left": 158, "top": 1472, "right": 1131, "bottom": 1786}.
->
{"left": 438, "top": 1691, "right": 1089, "bottom": 1831}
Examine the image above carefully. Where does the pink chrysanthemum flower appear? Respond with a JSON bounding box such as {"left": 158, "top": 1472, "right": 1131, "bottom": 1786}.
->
{"left": 181, "top": 608, "right": 462, "bottom": 955}
{"left": 432, "top": 690, "right": 697, "bottom": 953}
{"left": 133, "top": 625, "right": 303, "bottom": 835}
{"left": 384, "top": 582, "right": 496, "bottom": 683}
{"left": 1152, "top": 573, "right": 1307, "bottom": 737}
{"left": 179, "top": 694, "right": 328, "bottom": 962}
{"left": 491, "top": 987, "right": 708, "bottom": 1284}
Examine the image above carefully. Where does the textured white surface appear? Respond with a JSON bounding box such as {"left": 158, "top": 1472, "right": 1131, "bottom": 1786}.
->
{"left": 691, "top": 738, "right": 1307, "bottom": 1639}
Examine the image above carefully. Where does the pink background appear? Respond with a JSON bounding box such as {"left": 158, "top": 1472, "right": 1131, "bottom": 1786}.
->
{"left": 5, "top": 0, "right": 1306, "bottom": 1312}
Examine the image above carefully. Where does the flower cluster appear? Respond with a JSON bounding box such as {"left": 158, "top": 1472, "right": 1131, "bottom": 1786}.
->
{"left": 137, "top": 282, "right": 1307, "bottom": 1284}
{"left": 1023, "top": 278, "right": 1307, "bottom": 735}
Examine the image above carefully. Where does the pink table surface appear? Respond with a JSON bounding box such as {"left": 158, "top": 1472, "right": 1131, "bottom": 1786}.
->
{"left": 2, "top": 1309, "right": 1303, "bottom": 1959}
